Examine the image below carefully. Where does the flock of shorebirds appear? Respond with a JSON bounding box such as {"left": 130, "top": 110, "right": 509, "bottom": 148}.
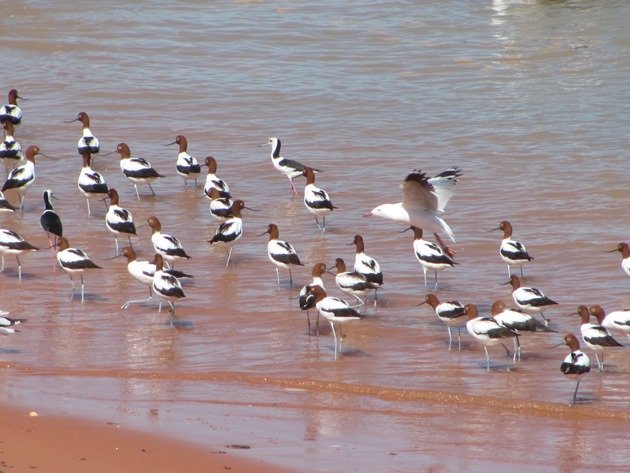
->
{"left": 1, "top": 88, "right": 629, "bottom": 405}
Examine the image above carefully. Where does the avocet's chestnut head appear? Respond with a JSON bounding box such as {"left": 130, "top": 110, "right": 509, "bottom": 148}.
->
{"left": 564, "top": 333, "right": 581, "bottom": 351}
{"left": 589, "top": 305, "right": 606, "bottom": 324}
{"left": 204, "top": 156, "right": 218, "bottom": 173}
{"left": 57, "top": 236, "right": 70, "bottom": 251}
{"left": 146, "top": 216, "right": 162, "bottom": 232}
{"left": 116, "top": 143, "right": 131, "bottom": 158}
{"left": 463, "top": 303, "right": 479, "bottom": 319}
{"left": 490, "top": 300, "right": 508, "bottom": 316}
{"left": 107, "top": 188, "right": 119, "bottom": 204}
{"left": 312, "top": 262, "right": 327, "bottom": 278}
{"left": 121, "top": 246, "right": 137, "bottom": 262}
{"left": 333, "top": 258, "right": 347, "bottom": 273}
{"left": 24, "top": 145, "right": 41, "bottom": 162}
{"left": 420, "top": 293, "right": 440, "bottom": 309}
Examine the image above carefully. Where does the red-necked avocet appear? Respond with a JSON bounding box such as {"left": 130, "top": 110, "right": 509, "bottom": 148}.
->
{"left": 259, "top": 223, "right": 304, "bottom": 286}
{"left": 308, "top": 285, "right": 364, "bottom": 359}
{"left": 606, "top": 242, "right": 630, "bottom": 277}
{"left": 208, "top": 200, "right": 251, "bottom": 267}
{"left": 299, "top": 262, "right": 327, "bottom": 334}
{"left": 0, "top": 89, "right": 25, "bottom": 126}
{"left": 203, "top": 156, "right": 230, "bottom": 198}
{"left": 419, "top": 293, "right": 466, "bottom": 350}
{"left": 116, "top": 143, "right": 165, "bottom": 198}
{"left": 77, "top": 152, "right": 109, "bottom": 217}
{"left": 1, "top": 121, "right": 23, "bottom": 173}
{"left": 491, "top": 220, "right": 534, "bottom": 278}
{"left": 490, "top": 299, "right": 554, "bottom": 362}
{"left": 146, "top": 216, "right": 191, "bottom": 268}
{"left": 589, "top": 305, "right": 630, "bottom": 340}
{"left": 558, "top": 333, "right": 591, "bottom": 405}
{"left": 351, "top": 234, "right": 383, "bottom": 303}
{"left": 152, "top": 253, "right": 186, "bottom": 325}
{"left": 106, "top": 188, "right": 136, "bottom": 255}
{"left": 575, "top": 305, "right": 623, "bottom": 372}
{"left": 464, "top": 303, "right": 518, "bottom": 371}
{"left": 165, "top": 135, "right": 201, "bottom": 186}
{"left": 331, "top": 257, "right": 377, "bottom": 308}
{"left": 56, "top": 236, "right": 101, "bottom": 303}
{"left": 207, "top": 187, "right": 233, "bottom": 221}
{"left": 366, "top": 168, "right": 462, "bottom": 257}
{"left": 505, "top": 275, "right": 558, "bottom": 326}
{"left": 119, "top": 246, "right": 192, "bottom": 309}
{"left": 66, "top": 112, "right": 100, "bottom": 156}
{"left": 302, "top": 166, "right": 335, "bottom": 231}
{"left": 262, "top": 137, "right": 319, "bottom": 197}
{"left": 409, "top": 226, "right": 456, "bottom": 292}
{"left": 2, "top": 145, "right": 45, "bottom": 212}
{"left": 0, "top": 228, "right": 38, "bottom": 280}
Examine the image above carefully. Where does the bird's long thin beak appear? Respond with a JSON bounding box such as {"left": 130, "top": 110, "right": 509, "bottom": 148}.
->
{"left": 105, "top": 253, "right": 123, "bottom": 260}
{"left": 101, "top": 150, "right": 116, "bottom": 156}
{"left": 64, "top": 118, "right": 80, "bottom": 123}
{"left": 415, "top": 300, "right": 427, "bottom": 307}
{"left": 163, "top": 141, "right": 177, "bottom": 146}
{"left": 16, "top": 95, "right": 27, "bottom": 100}
{"left": 603, "top": 248, "right": 619, "bottom": 253}
{"left": 488, "top": 227, "right": 501, "bottom": 232}
{"left": 256, "top": 230, "right": 269, "bottom": 237}
{"left": 244, "top": 205, "right": 259, "bottom": 212}
{"left": 398, "top": 226, "right": 413, "bottom": 233}
{"left": 546, "top": 341, "right": 565, "bottom": 349}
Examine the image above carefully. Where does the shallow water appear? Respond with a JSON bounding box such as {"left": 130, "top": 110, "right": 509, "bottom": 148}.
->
{"left": 1, "top": 1, "right": 629, "bottom": 471}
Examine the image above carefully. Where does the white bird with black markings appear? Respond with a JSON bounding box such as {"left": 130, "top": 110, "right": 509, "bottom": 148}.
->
{"left": 490, "top": 300, "right": 554, "bottom": 362}
{"left": 165, "top": 135, "right": 201, "bottom": 186}
{"left": 559, "top": 333, "right": 591, "bottom": 405}
{"left": 2, "top": 145, "right": 43, "bottom": 212}
{"left": 0, "top": 121, "right": 23, "bottom": 172}
{"left": 66, "top": 112, "right": 100, "bottom": 156}
{"left": 419, "top": 293, "right": 466, "bottom": 350}
{"left": 465, "top": 304, "right": 518, "bottom": 371}
{"left": 262, "top": 137, "right": 319, "bottom": 196}
{"left": 203, "top": 156, "right": 230, "bottom": 199}
{"left": 152, "top": 254, "right": 186, "bottom": 323}
{"left": 0, "top": 229, "right": 38, "bottom": 280}
{"left": 351, "top": 234, "right": 383, "bottom": 301}
{"left": 207, "top": 187, "right": 233, "bottom": 221}
{"left": 331, "top": 257, "right": 377, "bottom": 307}
{"left": 590, "top": 305, "right": 630, "bottom": 340}
{"left": 146, "top": 216, "right": 191, "bottom": 268}
{"left": 105, "top": 188, "right": 136, "bottom": 254}
{"left": 302, "top": 166, "right": 335, "bottom": 231}
{"left": 299, "top": 262, "right": 327, "bottom": 334}
{"left": 0, "top": 89, "right": 25, "bottom": 126}
{"left": 308, "top": 285, "right": 365, "bottom": 358}
{"left": 119, "top": 246, "right": 192, "bottom": 309}
{"left": 259, "top": 223, "right": 304, "bottom": 286}
{"left": 576, "top": 305, "right": 623, "bottom": 372}
{"left": 492, "top": 220, "right": 533, "bottom": 278}
{"left": 40, "top": 189, "right": 63, "bottom": 247}
{"left": 77, "top": 152, "right": 108, "bottom": 217}
{"left": 505, "top": 275, "right": 558, "bottom": 326}
{"left": 208, "top": 200, "right": 251, "bottom": 267}
{"left": 367, "top": 168, "right": 462, "bottom": 257}
{"left": 116, "top": 142, "right": 165, "bottom": 198}
{"left": 56, "top": 236, "right": 101, "bottom": 303}
{"left": 409, "top": 226, "right": 456, "bottom": 292}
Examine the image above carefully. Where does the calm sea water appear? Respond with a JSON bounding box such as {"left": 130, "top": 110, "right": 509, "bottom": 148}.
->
{"left": 1, "top": 1, "right": 629, "bottom": 472}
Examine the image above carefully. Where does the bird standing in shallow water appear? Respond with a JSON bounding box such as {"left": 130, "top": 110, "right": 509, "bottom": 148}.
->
{"left": 77, "top": 152, "right": 108, "bottom": 217}
{"left": 308, "top": 285, "right": 364, "bottom": 359}
{"left": 166, "top": 135, "right": 201, "bottom": 186}
{"left": 589, "top": 305, "right": 630, "bottom": 340}
{"left": 366, "top": 168, "right": 461, "bottom": 257}
{"left": 259, "top": 223, "right": 304, "bottom": 286}
{"left": 56, "top": 237, "right": 101, "bottom": 303}
{"left": 152, "top": 254, "right": 186, "bottom": 325}
{"left": 419, "top": 293, "right": 466, "bottom": 350}
{"left": 116, "top": 143, "right": 165, "bottom": 198}
{"left": 575, "top": 305, "right": 623, "bottom": 372}
{"left": 464, "top": 303, "right": 518, "bottom": 371}
{"left": 203, "top": 156, "right": 230, "bottom": 198}
{"left": 0, "top": 229, "right": 39, "bottom": 280}
{"left": 146, "top": 216, "right": 191, "bottom": 268}
{"left": 558, "top": 333, "right": 591, "bottom": 405}
{"left": 40, "top": 189, "right": 63, "bottom": 248}
{"left": 302, "top": 166, "right": 335, "bottom": 231}
{"left": 2, "top": 145, "right": 44, "bottom": 212}
{"left": 409, "top": 226, "right": 456, "bottom": 292}
{"left": 492, "top": 220, "right": 533, "bottom": 278}
{"left": 1, "top": 121, "right": 23, "bottom": 173}
{"left": 66, "top": 112, "right": 100, "bottom": 156}
{"left": 505, "top": 275, "right": 557, "bottom": 326}
{"left": 105, "top": 188, "right": 136, "bottom": 255}
{"left": 208, "top": 200, "right": 252, "bottom": 267}
{"left": 262, "top": 137, "right": 319, "bottom": 197}
{"left": 351, "top": 234, "right": 383, "bottom": 303}
{"left": 331, "top": 257, "right": 377, "bottom": 308}
{"left": 299, "top": 262, "right": 327, "bottom": 334}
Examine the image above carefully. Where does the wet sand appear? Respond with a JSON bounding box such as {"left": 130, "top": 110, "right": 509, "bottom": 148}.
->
{"left": 0, "top": 403, "right": 295, "bottom": 473}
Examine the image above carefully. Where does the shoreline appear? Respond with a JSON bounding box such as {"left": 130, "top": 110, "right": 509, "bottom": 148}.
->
{"left": 0, "top": 402, "right": 295, "bottom": 473}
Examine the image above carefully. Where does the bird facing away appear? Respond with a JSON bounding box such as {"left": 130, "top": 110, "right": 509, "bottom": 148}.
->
{"left": 259, "top": 223, "right": 304, "bottom": 286}
{"left": 56, "top": 236, "right": 101, "bottom": 303}
{"left": 559, "top": 333, "right": 591, "bottom": 405}
{"left": 40, "top": 189, "right": 63, "bottom": 247}
{"left": 492, "top": 220, "right": 534, "bottom": 278}
{"left": 302, "top": 166, "right": 335, "bottom": 231}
